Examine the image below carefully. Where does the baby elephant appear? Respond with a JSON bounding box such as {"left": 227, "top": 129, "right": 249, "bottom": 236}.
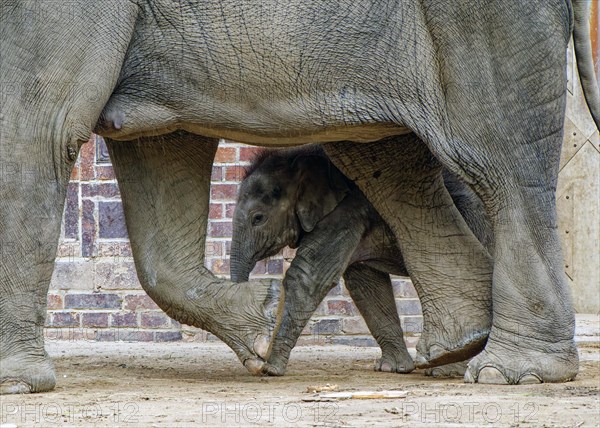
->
{"left": 231, "top": 145, "right": 491, "bottom": 376}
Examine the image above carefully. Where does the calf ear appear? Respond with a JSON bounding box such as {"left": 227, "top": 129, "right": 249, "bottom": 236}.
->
{"left": 295, "top": 160, "right": 350, "bottom": 232}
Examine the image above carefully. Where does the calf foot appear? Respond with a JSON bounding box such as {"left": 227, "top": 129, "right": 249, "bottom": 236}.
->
{"left": 376, "top": 347, "right": 415, "bottom": 373}
{"left": 464, "top": 332, "right": 578, "bottom": 384}
{"left": 1, "top": 353, "right": 56, "bottom": 394}
{"left": 424, "top": 361, "right": 468, "bottom": 378}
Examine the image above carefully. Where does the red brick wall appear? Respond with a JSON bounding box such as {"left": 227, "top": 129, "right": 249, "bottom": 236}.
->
{"left": 47, "top": 136, "right": 422, "bottom": 347}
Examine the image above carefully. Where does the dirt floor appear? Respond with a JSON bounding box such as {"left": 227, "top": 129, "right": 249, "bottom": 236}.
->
{"left": 1, "top": 317, "right": 598, "bottom": 427}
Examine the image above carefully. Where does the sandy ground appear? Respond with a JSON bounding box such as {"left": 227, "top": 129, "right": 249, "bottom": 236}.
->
{"left": 1, "top": 316, "right": 598, "bottom": 428}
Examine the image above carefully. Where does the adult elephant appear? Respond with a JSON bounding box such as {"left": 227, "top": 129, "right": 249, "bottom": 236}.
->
{"left": 1, "top": 1, "right": 598, "bottom": 393}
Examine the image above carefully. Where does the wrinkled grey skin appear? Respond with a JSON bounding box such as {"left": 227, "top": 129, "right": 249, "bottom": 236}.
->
{"left": 1, "top": 0, "right": 598, "bottom": 393}
{"left": 231, "top": 145, "right": 492, "bottom": 376}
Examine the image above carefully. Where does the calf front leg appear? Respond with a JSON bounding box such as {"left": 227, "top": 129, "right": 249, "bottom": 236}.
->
{"left": 262, "top": 197, "right": 366, "bottom": 375}
{"left": 106, "top": 132, "right": 283, "bottom": 372}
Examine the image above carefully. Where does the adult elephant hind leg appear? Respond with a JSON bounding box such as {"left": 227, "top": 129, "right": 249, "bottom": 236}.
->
{"left": 106, "top": 133, "right": 284, "bottom": 372}
{"left": 443, "top": 145, "right": 578, "bottom": 384}
{"left": 420, "top": 1, "right": 578, "bottom": 384}
{"left": 326, "top": 136, "right": 493, "bottom": 368}
{"left": 343, "top": 265, "right": 414, "bottom": 374}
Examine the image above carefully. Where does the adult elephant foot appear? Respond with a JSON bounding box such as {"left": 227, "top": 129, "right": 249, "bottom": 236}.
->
{"left": 376, "top": 347, "right": 415, "bottom": 373}
{"left": 424, "top": 361, "right": 468, "bottom": 378}
{"left": 464, "top": 334, "right": 578, "bottom": 384}
{"left": 414, "top": 313, "right": 489, "bottom": 369}
{"left": 200, "top": 279, "right": 285, "bottom": 372}
{"left": 0, "top": 353, "right": 56, "bottom": 394}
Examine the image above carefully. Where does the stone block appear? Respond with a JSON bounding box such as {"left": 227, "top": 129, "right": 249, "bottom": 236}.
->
{"left": 98, "top": 201, "right": 128, "bottom": 239}
{"left": 94, "top": 261, "right": 140, "bottom": 290}
{"left": 82, "top": 312, "right": 109, "bottom": 328}
{"left": 51, "top": 260, "right": 95, "bottom": 290}
{"left": 123, "top": 294, "right": 160, "bottom": 311}
{"left": 65, "top": 293, "right": 122, "bottom": 309}
{"left": 111, "top": 312, "right": 138, "bottom": 328}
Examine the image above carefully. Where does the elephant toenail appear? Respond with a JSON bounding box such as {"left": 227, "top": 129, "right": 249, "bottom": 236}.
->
{"left": 518, "top": 374, "right": 542, "bottom": 385}
{"left": 243, "top": 358, "right": 265, "bottom": 375}
{"left": 253, "top": 334, "right": 271, "bottom": 360}
{"left": 477, "top": 366, "right": 509, "bottom": 384}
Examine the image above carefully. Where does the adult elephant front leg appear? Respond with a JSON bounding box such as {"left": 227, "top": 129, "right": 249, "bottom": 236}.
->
{"left": 326, "top": 136, "right": 493, "bottom": 368}
{"left": 0, "top": 0, "right": 138, "bottom": 394}
{"left": 106, "top": 132, "right": 283, "bottom": 372}
{"left": 0, "top": 131, "right": 76, "bottom": 394}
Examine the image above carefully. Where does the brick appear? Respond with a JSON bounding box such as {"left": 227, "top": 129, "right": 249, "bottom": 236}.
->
{"left": 51, "top": 312, "right": 80, "bottom": 327}
{"left": 209, "top": 203, "right": 223, "bottom": 219}
{"left": 327, "top": 299, "right": 357, "bottom": 316}
{"left": 211, "top": 166, "right": 223, "bottom": 181}
{"left": 225, "top": 203, "right": 237, "bottom": 218}
{"left": 209, "top": 221, "right": 232, "bottom": 238}
{"left": 140, "top": 312, "right": 171, "bottom": 328}
{"left": 205, "top": 241, "right": 223, "bottom": 258}
{"left": 154, "top": 331, "right": 183, "bottom": 342}
{"left": 47, "top": 294, "right": 63, "bottom": 310}
{"left": 95, "top": 136, "right": 111, "bottom": 163}
{"left": 239, "top": 147, "right": 261, "bottom": 162}
{"left": 214, "top": 147, "right": 236, "bottom": 163}
{"left": 51, "top": 260, "right": 95, "bottom": 290}
{"left": 56, "top": 242, "right": 80, "bottom": 258}
{"left": 266, "top": 259, "right": 283, "bottom": 275}
{"left": 211, "top": 258, "right": 230, "bottom": 275}
{"left": 327, "top": 281, "right": 345, "bottom": 296}
{"left": 64, "top": 183, "right": 79, "bottom": 239}
{"left": 313, "top": 300, "right": 329, "bottom": 317}
{"left": 395, "top": 299, "right": 422, "bottom": 316}
{"left": 342, "top": 317, "right": 369, "bottom": 335}
{"left": 310, "top": 319, "right": 341, "bottom": 335}
{"left": 82, "top": 182, "right": 120, "bottom": 198}
{"left": 82, "top": 312, "right": 109, "bottom": 327}
{"left": 45, "top": 328, "right": 94, "bottom": 342}
{"left": 331, "top": 336, "right": 377, "bottom": 347}
{"left": 65, "top": 293, "right": 122, "bottom": 309}
{"left": 250, "top": 260, "right": 267, "bottom": 275}
{"left": 224, "top": 166, "right": 246, "bottom": 182}
{"left": 401, "top": 316, "right": 423, "bottom": 334}
{"left": 95, "top": 329, "right": 154, "bottom": 342}
{"left": 99, "top": 201, "right": 128, "bottom": 239}
{"left": 94, "top": 261, "right": 140, "bottom": 290}
{"left": 70, "top": 164, "right": 80, "bottom": 181}
{"left": 210, "top": 184, "right": 238, "bottom": 201}
{"left": 81, "top": 199, "right": 96, "bottom": 257}
{"left": 111, "top": 312, "right": 138, "bottom": 328}
{"left": 95, "top": 165, "right": 116, "bottom": 180}
{"left": 79, "top": 137, "right": 96, "bottom": 180}
{"left": 124, "top": 294, "right": 160, "bottom": 311}
{"left": 392, "top": 278, "right": 417, "bottom": 298}
{"left": 97, "top": 242, "right": 133, "bottom": 257}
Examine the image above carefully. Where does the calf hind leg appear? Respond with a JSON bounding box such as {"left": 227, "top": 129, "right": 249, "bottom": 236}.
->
{"left": 343, "top": 265, "right": 414, "bottom": 373}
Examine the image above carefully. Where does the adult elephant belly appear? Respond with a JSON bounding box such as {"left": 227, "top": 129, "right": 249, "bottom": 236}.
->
{"left": 95, "top": 93, "right": 411, "bottom": 145}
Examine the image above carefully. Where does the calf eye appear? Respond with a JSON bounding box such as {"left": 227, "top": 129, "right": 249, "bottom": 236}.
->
{"left": 252, "top": 213, "right": 265, "bottom": 226}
